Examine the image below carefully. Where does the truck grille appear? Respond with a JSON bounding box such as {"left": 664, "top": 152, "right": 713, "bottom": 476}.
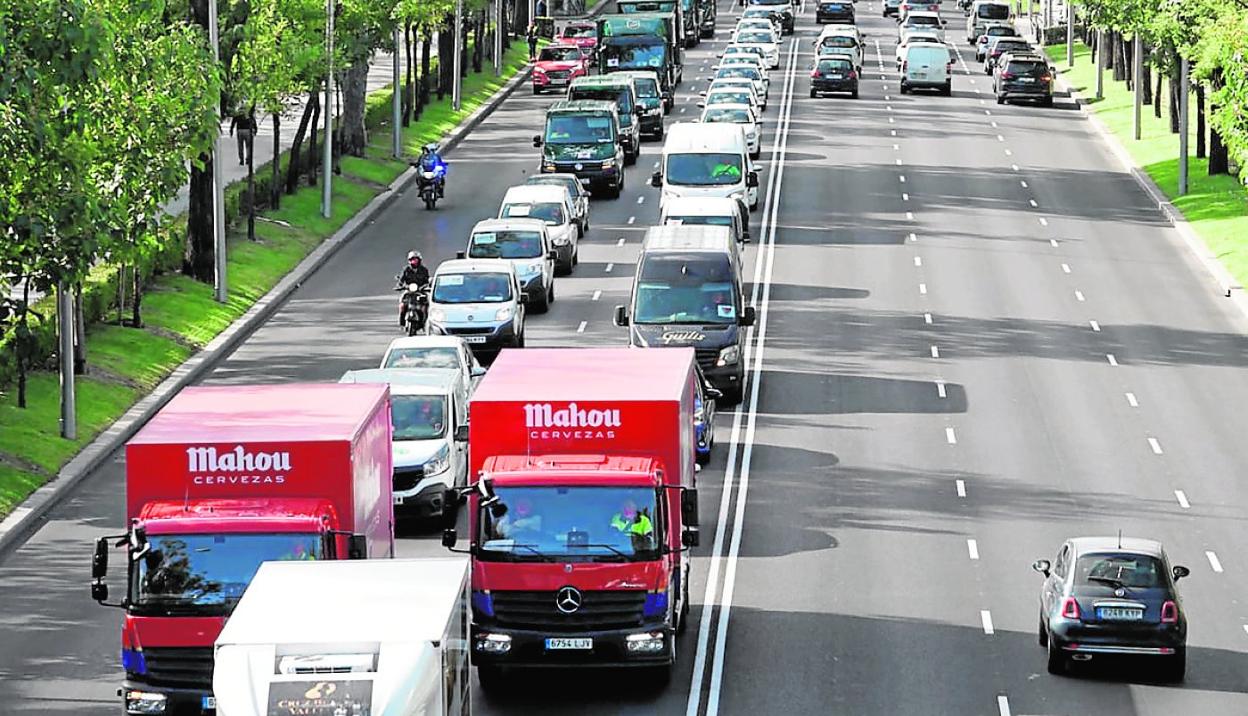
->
{"left": 490, "top": 590, "right": 646, "bottom": 632}
{"left": 394, "top": 465, "right": 425, "bottom": 492}
{"left": 141, "top": 647, "right": 214, "bottom": 688}
{"left": 695, "top": 348, "right": 719, "bottom": 372}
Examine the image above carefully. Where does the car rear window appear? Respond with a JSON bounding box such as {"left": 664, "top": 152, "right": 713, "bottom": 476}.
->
{"left": 987, "top": 26, "right": 1016, "bottom": 36}
{"left": 908, "top": 15, "right": 939, "bottom": 26}
{"left": 817, "top": 58, "right": 853, "bottom": 72}
{"left": 1074, "top": 554, "right": 1166, "bottom": 589}
{"left": 977, "top": 3, "right": 1010, "bottom": 19}
{"left": 820, "top": 35, "right": 856, "bottom": 48}
{"left": 996, "top": 41, "right": 1030, "bottom": 53}
{"left": 1005, "top": 60, "right": 1045, "bottom": 75}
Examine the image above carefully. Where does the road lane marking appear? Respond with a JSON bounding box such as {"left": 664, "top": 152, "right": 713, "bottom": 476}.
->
{"left": 981, "top": 610, "right": 994, "bottom": 635}
{"left": 1061, "top": 263, "right": 1071, "bottom": 273}
{"left": 1020, "top": 180, "right": 1028, "bottom": 188}
{"left": 1147, "top": 437, "right": 1163, "bottom": 454}
{"left": 889, "top": 116, "right": 894, "bottom": 123}
{"left": 637, "top": 196, "right": 645, "bottom": 204}
{"left": 914, "top": 256, "right": 922, "bottom": 267}
{"left": 956, "top": 479, "right": 967, "bottom": 497}
{"left": 1107, "top": 353, "right": 1119, "bottom": 366}
{"left": 991, "top": 121, "right": 998, "bottom": 128}
{"left": 903, "top": 193, "right": 910, "bottom": 201}
{"left": 887, "top": 105, "right": 893, "bottom": 111}
{"left": 1049, "top": 238, "right": 1059, "bottom": 247}
{"left": 893, "top": 143, "right": 900, "bottom": 150}
{"left": 909, "top": 232, "right": 917, "bottom": 242}
{"left": 930, "top": 345, "right": 940, "bottom": 358}
{"left": 919, "top": 283, "right": 927, "bottom": 294}
{"left": 628, "top": 216, "right": 636, "bottom": 224}
{"left": 896, "top": 158, "right": 903, "bottom": 165}
{"left": 1028, "top": 199, "right": 1038, "bottom": 207}
{"left": 899, "top": 175, "right": 906, "bottom": 183}
{"left": 997, "top": 134, "right": 1005, "bottom": 142}
{"left": 576, "top": 321, "right": 587, "bottom": 333}
{"left": 946, "top": 427, "right": 957, "bottom": 444}
{"left": 1125, "top": 392, "right": 1138, "bottom": 407}
{"left": 617, "top": 238, "right": 626, "bottom": 246}
{"left": 1011, "top": 163, "right": 1020, "bottom": 171}
{"left": 1207, "top": 551, "right": 1224, "bottom": 573}
{"left": 936, "top": 380, "right": 946, "bottom": 398}
{"left": 1089, "top": 320, "right": 1101, "bottom": 332}
{"left": 592, "top": 290, "right": 601, "bottom": 301}
{"left": 997, "top": 695, "right": 1011, "bottom": 716}
{"left": 906, "top": 211, "right": 914, "bottom": 220}
{"left": 968, "top": 539, "right": 979, "bottom": 560}
{"left": 1005, "top": 148, "right": 1013, "bottom": 156}
{"left": 891, "top": 130, "right": 897, "bottom": 136}
{"left": 1075, "top": 290, "right": 1085, "bottom": 301}
{"left": 924, "top": 312, "right": 933, "bottom": 324}
{"left": 605, "top": 262, "right": 614, "bottom": 273}
{"left": 1175, "top": 490, "right": 1190, "bottom": 509}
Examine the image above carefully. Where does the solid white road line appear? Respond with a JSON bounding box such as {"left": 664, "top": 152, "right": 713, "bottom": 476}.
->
{"left": 930, "top": 345, "right": 940, "bottom": 358}
{"left": 1075, "top": 290, "right": 1085, "bottom": 301}
{"left": 591, "top": 290, "right": 601, "bottom": 301}
{"left": 1174, "top": 490, "right": 1190, "bottom": 509}
{"left": 1089, "top": 320, "right": 1101, "bottom": 332}
{"left": 967, "top": 539, "right": 979, "bottom": 560}
{"left": 1106, "top": 353, "right": 1119, "bottom": 366}
{"left": 576, "top": 321, "right": 587, "bottom": 333}
{"left": 956, "top": 479, "right": 967, "bottom": 498}
{"left": 946, "top": 427, "right": 957, "bottom": 445}
{"left": 936, "top": 380, "right": 946, "bottom": 398}
{"left": 981, "top": 610, "right": 995, "bottom": 635}
{"left": 1148, "top": 437, "right": 1164, "bottom": 455}
{"left": 1207, "top": 551, "right": 1224, "bottom": 573}
{"left": 997, "top": 695, "right": 1012, "bottom": 716}
{"left": 702, "top": 38, "right": 797, "bottom": 716}
{"left": 1125, "top": 392, "right": 1138, "bottom": 407}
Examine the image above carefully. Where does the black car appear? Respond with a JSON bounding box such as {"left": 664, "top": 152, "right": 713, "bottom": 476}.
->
{"left": 1033, "top": 537, "right": 1190, "bottom": 680}
{"left": 747, "top": 0, "right": 795, "bottom": 33}
{"left": 815, "top": 0, "right": 855, "bottom": 24}
{"left": 994, "top": 54, "right": 1054, "bottom": 106}
{"left": 810, "top": 57, "right": 859, "bottom": 98}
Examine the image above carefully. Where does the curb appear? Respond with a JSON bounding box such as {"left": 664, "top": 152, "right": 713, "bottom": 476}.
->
{"left": 0, "top": 56, "right": 535, "bottom": 558}
{"left": 1047, "top": 53, "right": 1248, "bottom": 321}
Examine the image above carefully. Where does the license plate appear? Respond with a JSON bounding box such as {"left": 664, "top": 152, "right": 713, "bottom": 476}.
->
{"left": 550, "top": 78, "right": 568, "bottom": 85}
{"left": 829, "top": 74, "right": 843, "bottom": 79}
{"left": 545, "top": 638, "right": 593, "bottom": 650}
{"left": 464, "top": 335, "right": 488, "bottom": 344}
{"left": 913, "top": 72, "right": 926, "bottom": 79}
{"left": 202, "top": 696, "right": 216, "bottom": 710}
{"left": 1019, "top": 77, "right": 1035, "bottom": 82}
{"left": 393, "top": 495, "right": 405, "bottom": 505}
{"left": 1097, "top": 607, "right": 1143, "bottom": 621}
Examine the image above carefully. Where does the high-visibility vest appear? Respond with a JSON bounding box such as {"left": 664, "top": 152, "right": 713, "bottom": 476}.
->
{"left": 611, "top": 513, "right": 653, "bottom": 536}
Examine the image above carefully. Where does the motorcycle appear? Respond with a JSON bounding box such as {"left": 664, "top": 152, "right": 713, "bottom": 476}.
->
{"left": 394, "top": 278, "right": 431, "bottom": 336}
{"left": 414, "top": 162, "right": 446, "bottom": 210}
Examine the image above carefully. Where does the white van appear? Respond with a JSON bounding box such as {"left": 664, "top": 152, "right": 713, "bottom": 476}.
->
{"left": 339, "top": 368, "right": 470, "bottom": 524}
{"left": 966, "top": 0, "right": 1012, "bottom": 43}
{"left": 651, "top": 123, "right": 759, "bottom": 222}
{"left": 461, "top": 218, "right": 557, "bottom": 310}
{"left": 660, "top": 195, "right": 750, "bottom": 243}
{"left": 496, "top": 184, "right": 579, "bottom": 273}
{"left": 427, "top": 259, "right": 527, "bottom": 352}
{"left": 900, "top": 44, "right": 953, "bottom": 95}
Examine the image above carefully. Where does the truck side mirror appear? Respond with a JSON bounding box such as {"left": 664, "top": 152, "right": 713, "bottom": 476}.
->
{"left": 455, "top": 424, "right": 469, "bottom": 442}
{"left": 740, "top": 306, "right": 756, "bottom": 327}
{"left": 471, "top": 364, "right": 487, "bottom": 377}
{"left": 650, "top": 171, "right": 663, "bottom": 187}
{"left": 548, "top": 250, "right": 559, "bottom": 260}
{"left": 682, "top": 529, "right": 700, "bottom": 548}
{"left": 746, "top": 171, "right": 759, "bottom": 188}
{"left": 442, "top": 528, "right": 459, "bottom": 548}
{"left": 681, "top": 488, "right": 699, "bottom": 526}
{"left": 92, "top": 537, "right": 109, "bottom": 581}
{"left": 91, "top": 582, "right": 110, "bottom": 603}
{"left": 532, "top": 135, "right": 543, "bottom": 147}
{"left": 347, "top": 534, "right": 368, "bottom": 559}
{"left": 613, "top": 305, "right": 630, "bottom": 327}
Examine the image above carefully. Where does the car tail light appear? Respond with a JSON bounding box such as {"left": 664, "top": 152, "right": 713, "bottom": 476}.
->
{"left": 1060, "top": 597, "right": 1080, "bottom": 620}
{"left": 811, "top": 69, "right": 821, "bottom": 78}
{"left": 1161, "top": 600, "right": 1179, "bottom": 623}
{"left": 1001, "top": 72, "right": 1015, "bottom": 80}
{"left": 848, "top": 71, "right": 857, "bottom": 79}
{"left": 1040, "top": 74, "right": 1052, "bottom": 82}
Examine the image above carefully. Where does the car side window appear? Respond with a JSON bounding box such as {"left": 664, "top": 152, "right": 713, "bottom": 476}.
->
{"left": 1054, "top": 545, "right": 1069, "bottom": 579}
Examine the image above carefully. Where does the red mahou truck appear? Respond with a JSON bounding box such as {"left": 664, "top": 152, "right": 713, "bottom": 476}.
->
{"left": 90, "top": 384, "right": 394, "bottom": 716}
{"left": 442, "top": 347, "right": 701, "bottom": 687}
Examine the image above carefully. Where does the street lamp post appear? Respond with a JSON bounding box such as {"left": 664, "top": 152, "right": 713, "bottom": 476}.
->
{"left": 495, "top": 0, "right": 503, "bottom": 77}
{"left": 208, "top": 0, "right": 227, "bottom": 303}
{"left": 393, "top": 26, "right": 402, "bottom": 158}
{"left": 1066, "top": 3, "right": 1074, "bottom": 68}
{"left": 322, "top": 0, "right": 335, "bottom": 220}
{"left": 1133, "top": 34, "right": 1142, "bottom": 141}
{"left": 453, "top": 0, "right": 464, "bottom": 111}
{"left": 1095, "top": 29, "right": 1104, "bottom": 100}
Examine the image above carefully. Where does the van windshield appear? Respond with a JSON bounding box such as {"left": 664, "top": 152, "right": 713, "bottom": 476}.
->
{"left": 433, "top": 273, "right": 513, "bottom": 304}
{"left": 570, "top": 85, "right": 635, "bottom": 114}
{"left": 634, "top": 254, "right": 738, "bottom": 324}
{"left": 545, "top": 113, "right": 615, "bottom": 144}
{"left": 977, "top": 3, "right": 1010, "bottom": 19}
{"left": 666, "top": 152, "right": 743, "bottom": 186}
{"left": 469, "top": 230, "right": 544, "bottom": 259}
{"left": 384, "top": 347, "right": 461, "bottom": 369}
{"left": 667, "top": 215, "right": 733, "bottom": 227}
{"left": 501, "top": 202, "right": 565, "bottom": 225}
{"left": 392, "top": 395, "right": 447, "bottom": 440}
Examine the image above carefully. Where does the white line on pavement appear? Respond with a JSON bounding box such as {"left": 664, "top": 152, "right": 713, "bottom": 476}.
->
{"left": 1107, "top": 353, "right": 1119, "bottom": 366}
{"left": 617, "top": 238, "right": 626, "bottom": 246}
{"left": 628, "top": 216, "right": 636, "bottom": 224}
{"left": 936, "top": 380, "right": 947, "bottom": 398}
{"left": 914, "top": 256, "right": 922, "bottom": 267}
{"left": 991, "top": 121, "right": 998, "bottom": 128}
{"left": 968, "top": 539, "right": 980, "bottom": 560}
{"left": 893, "top": 143, "right": 900, "bottom": 150}
{"left": 997, "top": 695, "right": 1012, "bottom": 716}
{"left": 1075, "top": 290, "right": 1085, "bottom": 301}
{"left": 1061, "top": 263, "right": 1071, "bottom": 273}
{"left": 900, "top": 175, "right": 906, "bottom": 183}
{"left": 1175, "top": 490, "right": 1190, "bottom": 509}
{"left": 1089, "top": 320, "right": 1101, "bottom": 332}
{"left": 909, "top": 232, "right": 917, "bottom": 242}
{"left": 997, "top": 134, "right": 1004, "bottom": 142}
{"left": 1005, "top": 148, "right": 1013, "bottom": 156}
{"left": 919, "top": 283, "right": 927, "bottom": 295}
{"left": 1125, "top": 392, "right": 1138, "bottom": 407}
{"left": 591, "top": 290, "right": 601, "bottom": 301}
{"left": 576, "top": 321, "right": 587, "bottom": 333}
{"left": 956, "top": 479, "right": 967, "bottom": 497}
{"left": 1028, "top": 199, "right": 1038, "bottom": 207}
{"left": 981, "top": 610, "right": 995, "bottom": 635}
{"left": 1147, "top": 437, "right": 1163, "bottom": 454}
{"left": 1011, "top": 163, "right": 1020, "bottom": 171}
{"left": 605, "top": 262, "right": 614, "bottom": 273}
{"left": 896, "top": 158, "right": 903, "bottom": 166}
{"left": 1020, "top": 180, "right": 1028, "bottom": 188}
{"left": 930, "top": 345, "right": 940, "bottom": 358}
{"left": 889, "top": 117, "right": 894, "bottom": 123}
{"left": 906, "top": 211, "right": 914, "bottom": 220}
{"left": 891, "top": 129, "right": 897, "bottom": 136}
{"left": 1207, "top": 551, "right": 1224, "bottom": 573}
{"left": 887, "top": 105, "right": 893, "bottom": 111}
{"left": 637, "top": 196, "right": 645, "bottom": 204}
{"left": 924, "top": 312, "right": 933, "bottom": 324}
{"left": 1050, "top": 238, "right": 1059, "bottom": 247}
{"left": 903, "top": 193, "right": 910, "bottom": 201}
{"left": 946, "top": 427, "right": 958, "bottom": 445}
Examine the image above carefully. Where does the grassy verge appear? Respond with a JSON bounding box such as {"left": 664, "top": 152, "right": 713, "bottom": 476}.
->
{"left": 0, "top": 41, "right": 530, "bottom": 519}
{"left": 1046, "top": 41, "right": 1248, "bottom": 288}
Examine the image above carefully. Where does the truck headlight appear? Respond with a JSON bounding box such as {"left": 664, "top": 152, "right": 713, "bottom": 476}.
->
{"left": 519, "top": 260, "right": 544, "bottom": 275}
{"left": 428, "top": 307, "right": 447, "bottom": 323}
{"left": 495, "top": 305, "right": 516, "bottom": 321}
{"left": 601, "top": 158, "right": 615, "bottom": 170}
{"left": 717, "top": 345, "right": 740, "bottom": 366}
{"left": 625, "top": 631, "right": 667, "bottom": 653}
{"left": 424, "top": 444, "right": 451, "bottom": 477}
{"left": 476, "top": 633, "right": 513, "bottom": 654}
{"left": 542, "top": 161, "right": 557, "bottom": 172}
{"left": 125, "top": 690, "right": 168, "bottom": 715}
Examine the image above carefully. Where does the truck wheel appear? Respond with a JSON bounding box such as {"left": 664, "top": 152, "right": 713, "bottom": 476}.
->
{"left": 477, "top": 664, "right": 507, "bottom": 691}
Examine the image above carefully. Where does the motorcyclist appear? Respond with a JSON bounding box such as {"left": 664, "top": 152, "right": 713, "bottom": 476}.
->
{"left": 398, "top": 250, "right": 431, "bottom": 329}
{"left": 417, "top": 143, "right": 448, "bottom": 197}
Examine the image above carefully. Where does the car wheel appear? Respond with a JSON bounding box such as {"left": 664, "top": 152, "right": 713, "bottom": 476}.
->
{"left": 533, "top": 287, "right": 551, "bottom": 314}
{"left": 655, "top": 124, "right": 665, "bottom": 141}
{"left": 696, "top": 448, "right": 710, "bottom": 466}
{"left": 477, "top": 664, "right": 507, "bottom": 691}
{"left": 900, "top": 83, "right": 910, "bottom": 94}
{"left": 1046, "top": 633, "right": 1067, "bottom": 675}
{"left": 548, "top": 280, "right": 556, "bottom": 304}
{"left": 943, "top": 81, "right": 952, "bottom": 96}
{"left": 852, "top": 89, "right": 859, "bottom": 99}
{"left": 1165, "top": 647, "right": 1187, "bottom": 682}
{"left": 624, "top": 146, "right": 637, "bottom": 166}
{"left": 516, "top": 330, "right": 526, "bottom": 348}
{"left": 1041, "top": 96, "right": 1054, "bottom": 107}
{"left": 532, "top": 85, "right": 541, "bottom": 95}
{"left": 996, "top": 94, "right": 1005, "bottom": 104}
{"left": 750, "top": 148, "right": 761, "bottom": 159}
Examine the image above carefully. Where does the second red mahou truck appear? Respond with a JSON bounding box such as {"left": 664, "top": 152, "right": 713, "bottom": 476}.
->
{"left": 90, "top": 383, "right": 394, "bottom": 716}
{"left": 442, "top": 347, "right": 700, "bottom": 687}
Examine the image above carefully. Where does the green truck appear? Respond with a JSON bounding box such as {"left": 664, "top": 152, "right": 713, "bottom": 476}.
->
{"left": 597, "top": 13, "right": 683, "bottom": 98}
{"left": 532, "top": 100, "right": 626, "bottom": 198}
{"left": 616, "top": 0, "right": 687, "bottom": 49}
{"left": 567, "top": 75, "right": 641, "bottom": 165}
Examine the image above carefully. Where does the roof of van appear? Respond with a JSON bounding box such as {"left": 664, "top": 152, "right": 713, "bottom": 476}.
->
{"left": 339, "top": 368, "right": 461, "bottom": 395}
{"left": 570, "top": 75, "right": 631, "bottom": 88}
{"left": 216, "top": 559, "right": 469, "bottom": 646}
{"left": 471, "top": 217, "right": 548, "bottom": 235}
{"left": 662, "top": 195, "right": 741, "bottom": 216}
{"left": 499, "top": 184, "right": 570, "bottom": 204}
{"left": 664, "top": 122, "right": 746, "bottom": 151}
{"left": 548, "top": 99, "right": 618, "bottom": 114}
{"left": 642, "top": 224, "right": 735, "bottom": 251}
{"left": 434, "top": 258, "right": 518, "bottom": 275}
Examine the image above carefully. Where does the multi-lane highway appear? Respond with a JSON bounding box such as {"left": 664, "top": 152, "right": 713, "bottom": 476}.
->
{"left": 3, "top": 0, "right": 1248, "bottom": 713}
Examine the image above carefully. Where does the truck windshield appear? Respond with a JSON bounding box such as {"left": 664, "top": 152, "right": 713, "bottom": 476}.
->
{"left": 432, "top": 273, "right": 513, "bottom": 304}
{"left": 545, "top": 114, "right": 615, "bottom": 144}
{"left": 570, "top": 86, "right": 635, "bottom": 114}
{"left": 479, "top": 486, "right": 662, "bottom": 562}
{"left": 392, "top": 395, "right": 447, "bottom": 440}
{"left": 666, "top": 152, "right": 743, "bottom": 186}
{"left": 602, "top": 41, "right": 667, "bottom": 71}
{"left": 134, "top": 533, "right": 320, "bottom": 611}
{"left": 634, "top": 254, "right": 738, "bottom": 324}
{"left": 469, "top": 230, "right": 543, "bottom": 259}
{"left": 619, "top": 1, "right": 676, "bottom": 12}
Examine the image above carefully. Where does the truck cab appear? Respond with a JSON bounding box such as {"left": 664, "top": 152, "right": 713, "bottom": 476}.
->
{"left": 598, "top": 12, "right": 684, "bottom": 92}
{"left": 534, "top": 100, "right": 626, "bottom": 199}
{"left": 567, "top": 75, "right": 642, "bottom": 166}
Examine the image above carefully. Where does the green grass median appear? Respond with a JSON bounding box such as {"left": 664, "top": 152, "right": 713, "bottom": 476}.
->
{"left": 1046, "top": 41, "right": 1248, "bottom": 288}
{"left": 0, "top": 41, "right": 530, "bottom": 519}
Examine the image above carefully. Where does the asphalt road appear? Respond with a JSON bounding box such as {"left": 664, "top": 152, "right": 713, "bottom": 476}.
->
{"left": 3, "top": 0, "right": 1248, "bottom": 714}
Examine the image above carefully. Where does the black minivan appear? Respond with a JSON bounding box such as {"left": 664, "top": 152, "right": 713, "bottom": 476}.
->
{"left": 614, "top": 225, "right": 755, "bottom": 403}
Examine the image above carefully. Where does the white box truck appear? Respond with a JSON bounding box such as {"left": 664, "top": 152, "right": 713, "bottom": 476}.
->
{"left": 213, "top": 558, "right": 471, "bottom": 716}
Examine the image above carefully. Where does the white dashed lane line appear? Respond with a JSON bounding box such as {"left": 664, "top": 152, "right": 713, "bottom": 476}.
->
{"left": 1020, "top": 180, "right": 1028, "bottom": 188}
{"left": 909, "top": 232, "right": 917, "bottom": 242}
{"left": 1207, "top": 551, "right": 1224, "bottom": 573}
{"left": 576, "top": 321, "right": 587, "bottom": 333}
{"left": 1061, "top": 263, "right": 1071, "bottom": 274}
{"left": 1148, "top": 437, "right": 1164, "bottom": 455}
{"left": 628, "top": 216, "right": 635, "bottom": 224}
{"left": 902, "top": 193, "right": 910, "bottom": 201}
{"left": 997, "top": 695, "right": 1012, "bottom": 716}
{"left": 1049, "top": 239, "right": 1059, "bottom": 247}
{"left": 1175, "top": 490, "right": 1190, "bottom": 509}
{"left": 924, "top": 312, "right": 933, "bottom": 324}
{"left": 1107, "top": 353, "right": 1119, "bottom": 366}
{"left": 636, "top": 196, "right": 645, "bottom": 204}
{"left": 1028, "top": 199, "right": 1038, "bottom": 207}
{"left": 919, "top": 283, "right": 927, "bottom": 295}
{"left": 591, "top": 290, "right": 602, "bottom": 301}
{"left": 936, "top": 380, "right": 946, "bottom": 398}
{"left": 617, "top": 238, "right": 625, "bottom": 246}
{"left": 981, "top": 610, "right": 995, "bottom": 635}
{"left": 1074, "top": 290, "right": 1085, "bottom": 301}
{"left": 906, "top": 211, "right": 914, "bottom": 220}
{"left": 956, "top": 479, "right": 967, "bottom": 498}
{"left": 945, "top": 427, "right": 958, "bottom": 445}
{"left": 914, "top": 256, "right": 922, "bottom": 267}
{"left": 1125, "top": 392, "right": 1138, "bottom": 407}
{"left": 930, "top": 345, "right": 940, "bottom": 358}
{"left": 1089, "top": 320, "right": 1101, "bottom": 332}
{"left": 967, "top": 539, "right": 980, "bottom": 560}
{"left": 605, "top": 262, "right": 614, "bottom": 273}
{"left": 1038, "top": 217, "right": 1048, "bottom": 226}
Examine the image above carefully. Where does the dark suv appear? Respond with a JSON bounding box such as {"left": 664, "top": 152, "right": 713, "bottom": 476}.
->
{"left": 815, "top": 0, "right": 855, "bottom": 24}
{"left": 994, "top": 54, "right": 1053, "bottom": 106}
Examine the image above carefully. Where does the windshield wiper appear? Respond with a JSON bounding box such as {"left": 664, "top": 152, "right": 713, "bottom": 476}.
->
{"left": 569, "top": 543, "right": 634, "bottom": 560}
{"left": 1087, "top": 575, "right": 1127, "bottom": 589}
{"left": 483, "top": 543, "right": 556, "bottom": 561}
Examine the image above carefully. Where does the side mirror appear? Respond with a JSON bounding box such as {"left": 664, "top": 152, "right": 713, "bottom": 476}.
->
{"left": 613, "top": 305, "right": 630, "bottom": 327}
{"left": 442, "top": 528, "right": 459, "bottom": 548}
{"left": 92, "top": 537, "right": 109, "bottom": 581}
{"left": 532, "top": 135, "right": 543, "bottom": 147}
{"left": 650, "top": 171, "right": 663, "bottom": 187}
{"left": 681, "top": 488, "right": 700, "bottom": 526}
{"left": 92, "top": 581, "right": 110, "bottom": 603}
{"left": 518, "top": 293, "right": 529, "bottom": 304}
{"left": 696, "top": 101, "right": 706, "bottom": 108}
{"left": 746, "top": 171, "right": 759, "bottom": 188}
{"left": 706, "top": 386, "right": 723, "bottom": 401}
{"left": 682, "top": 529, "right": 700, "bottom": 548}
{"left": 1032, "top": 559, "right": 1051, "bottom": 577}
{"left": 454, "top": 424, "right": 469, "bottom": 442}
{"left": 471, "top": 364, "right": 487, "bottom": 377}
{"left": 347, "top": 534, "right": 368, "bottom": 560}
{"left": 739, "top": 305, "right": 756, "bottom": 327}
{"left": 1172, "top": 565, "right": 1191, "bottom": 581}
{"left": 455, "top": 250, "right": 466, "bottom": 259}
{"left": 548, "top": 250, "right": 559, "bottom": 260}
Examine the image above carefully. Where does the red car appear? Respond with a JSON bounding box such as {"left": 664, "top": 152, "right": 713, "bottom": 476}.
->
{"left": 557, "top": 20, "right": 598, "bottom": 50}
{"left": 532, "top": 44, "right": 590, "bottom": 94}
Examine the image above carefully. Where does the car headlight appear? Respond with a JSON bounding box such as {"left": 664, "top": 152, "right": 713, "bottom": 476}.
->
{"left": 542, "top": 161, "right": 557, "bottom": 172}
{"left": 428, "top": 307, "right": 447, "bottom": 323}
{"left": 601, "top": 158, "right": 615, "bottom": 169}
{"left": 494, "top": 305, "right": 516, "bottom": 321}
{"left": 729, "top": 191, "right": 745, "bottom": 202}
{"left": 517, "top": 260, "right": 544, "bottom": 275}
{"left": 646, "top": 106, "right": 662, "bottom": 116}
{"left": 534, "top": 67, "right": 547, "bottom": 75}
{"left": 424, "top": 444, "right": 452, "bottom": 476}
{"left": 717, "top": 345, "right": 740, "bottom": 366}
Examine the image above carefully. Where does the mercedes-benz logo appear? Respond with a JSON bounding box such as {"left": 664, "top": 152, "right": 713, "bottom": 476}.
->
{"left": 555, "top": 586, "right": 582, "bottom": 614}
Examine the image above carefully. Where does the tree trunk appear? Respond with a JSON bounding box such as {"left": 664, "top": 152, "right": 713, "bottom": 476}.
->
{"left": 1113, "top": 33, "right": 1128, "bottom": 82}
{"left": 116, "top": 263, "right": 127, "bottom": 325}
{"left": 184, "top": 161, "right": 216, "bottom": 281}
{"left": 1209, "top": 71, "right": 1227, "bottom": 174}
{"left": 1196, "top": 84, "right": 1206, "bottom": 158}
{"left": 438, "top": 25, "right": 452, "bottom": 99}
{"left": 270, "top": 113, "right": 281, "bottom": 208}
{"left": 73, "top": 283, "right": 86, "bottom": 375}
{"left": 132, "top": 262, "right": 144, "bottom": 329}
{"left": 1168, "top": 69, "right": 1180, "bottom": 134}
{"left": 308, "top": 88, "right": 321, "bottom": 187}
{"left": 1153, "top": 68, "right": 1162, "bottom": 118}
{"left": 340, "top": 58, "right": 370, "bottom": 157}
{"left": 515, "top": 0, "right": 529, "bottom": 39}
{"left": 421, "top": 32, "right": 433, "bottom": 113}
{"left": 1104, "top": 31, "right": 1115, "bottom": 71}
{"left": 462, "top": 17, "right": 471, "bottom": 77}
{"left": 473, "top": 12, "right": 483, "bottom": 73}
{"left": 16, "top": 281, "right": 30, "bottom": 408}
{"left": 1140, "top": 46, "right": 1151, "bottom": 106}
{"left": 286, "top": 93, "right": 315, "bottom": 195}
{"left": 246, "top": 131, "right": 256, "bottom": 240}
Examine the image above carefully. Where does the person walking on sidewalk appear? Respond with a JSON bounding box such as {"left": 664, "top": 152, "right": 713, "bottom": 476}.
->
{"left": 527, "top": 24, "right": 539, "bottom": 61}
{"left": 229, "top": 109, "right": 256, "bottom": 166}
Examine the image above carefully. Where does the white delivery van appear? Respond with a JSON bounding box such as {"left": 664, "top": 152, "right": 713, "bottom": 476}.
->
{"left": 966, "top": 0, "right": 1012, "bottom": 43}
{"left": 495, "top": 184, "right": 580, "bottom": 273}
{"left": 214, "top": 558, "right": 471, "bottom": 716}
{"left": 659, "top": 195, "right": 750, "bottom": 243}
{"left": 900, "top": 44, "right": 953, "bottom": 96}
{"left": 651, "top": 122, "right": 759, "bottom": 222}
{"left": 462, "top": 217, "right": 558, "bottom": 307}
